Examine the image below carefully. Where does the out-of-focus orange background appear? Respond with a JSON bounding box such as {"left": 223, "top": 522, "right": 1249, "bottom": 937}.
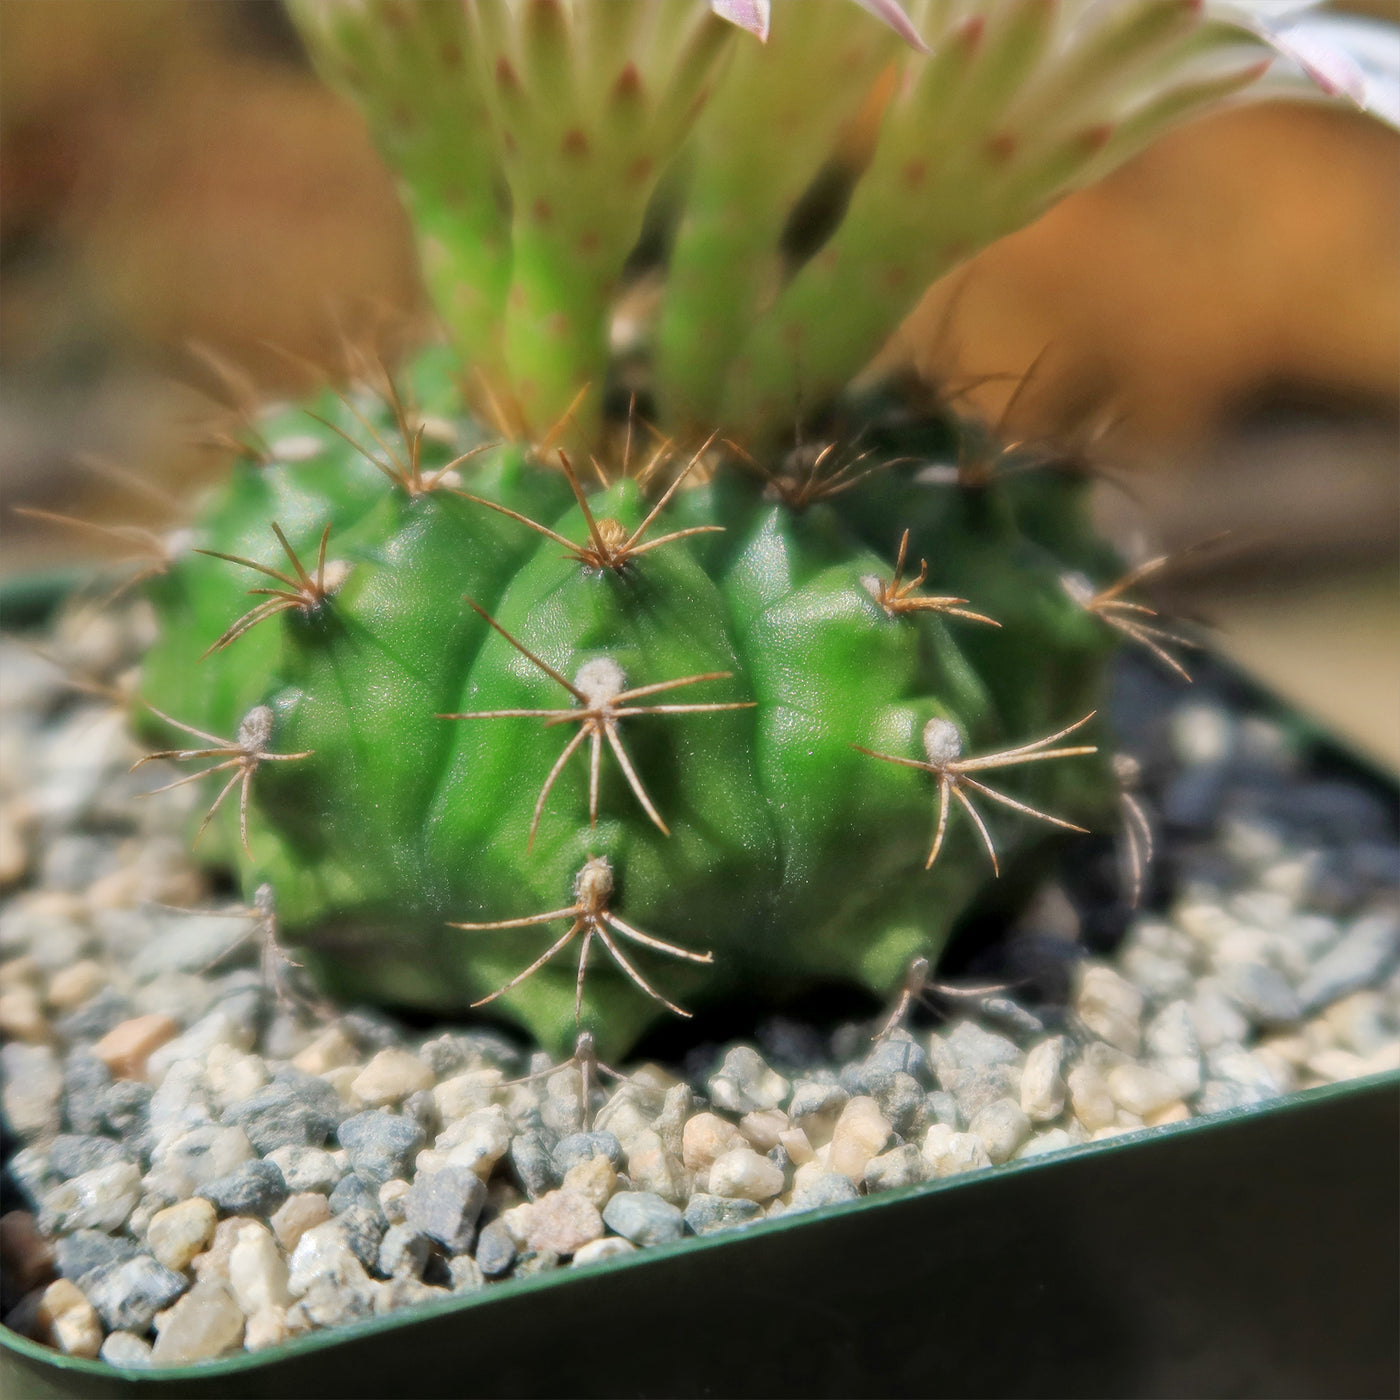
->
{"left": 2, "top": 1, "right": 1397, "bottom": 765}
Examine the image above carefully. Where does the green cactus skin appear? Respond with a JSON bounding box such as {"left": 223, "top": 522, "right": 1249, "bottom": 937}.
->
{"left": 138, "top": 349, "right": 1120, "bottom": 1058}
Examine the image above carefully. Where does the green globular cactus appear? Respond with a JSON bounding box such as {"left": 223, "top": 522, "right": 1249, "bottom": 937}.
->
{"left": 131, "top": 1, "right": 1365, "bottom": 1057}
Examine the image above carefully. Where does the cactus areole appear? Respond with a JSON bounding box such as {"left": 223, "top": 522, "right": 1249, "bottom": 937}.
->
{"left": 134, "top": 1, "right": 1327, "bottom": 1056}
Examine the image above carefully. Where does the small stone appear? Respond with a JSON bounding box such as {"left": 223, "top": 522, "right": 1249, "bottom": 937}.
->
{"left": 53, "top": 1230, "right": 138, "bottom": 1286}
{"left": 0, "top": 986, "right": 50, "bottom": 1042}
{"left": 921, "top": 1124, "right": 993, "bottom": 1177}
{"left": 707, "top": 1046, "right": 790, "bottom": 1114}
{"left": 1066, "top": 1064, "right": 1116, "bottom": 1132}
{"left": 198, "top": 1160, "right": 288, "bottom": 1218}
{"left": 243, "top": 1305, "right": 289, "bottom": 1351}
{"left": 378, "top": 1178, "right": 411, "bottom": 1224}
{"left": 777, "top": 1127, "right": 815, "bottom": 1166}
{"left": 508, "top": 1132, "right": 555, "bottom": 1200}
{"left": 154, "top": 1125, "right": 256, "bottom": 1194}
{"left": 84, "top": 1254, "right": 188, "bottom": 1332}
{"left": 551, "top": 1130, "right": 625, "bottom": 1178}
{"left": 402, "top": 1165, "right": 487, "bottom": 1254}
{"left": 473, "top": 1219, "right": 516, "bottom": 1276}
{"left": 203, "top": 1045, "right": 268, "bottom": 1112}
{"left": 93, "top": 1013, "right": 180, "bottom": 1080}
{"left": 221, "top": 1222, "right": 290, "bottom": 1317}
{"left": 1206, "top": 1047, "right": 1287, "bottom": 1103}
{"left": 270, "top": 1193, "right": 332, "bottom": 1253}
{"left": 1144, "top": 1102, "right": 1191, "bottom": 1127}
{"left": 625, "top": 1130, "right": 688, "bottom": 1205}
{"left": 573, "top": 1237, "right": 637, "bottom": 1267}
{"left": 863, "top": 1143, "right": 926, "bottom": 1192}
{"left": 264, "top": 1145, "right": 342, "bottom": 1195}
{"left": 48, "top": 1134, "right": 128, "bottom": 1181}
{"left": 337, "top": 1110, "right": 426, "bottom": 1188}
{"left": 292, "top": 1026, "right": 360, "bottom": 1076}
{"left": 150, "top": 1280, "right": 244, "bottom": 1364}
{"left": 683, "top": 1194, "right": 764, "bottom": 1235}
{"left": 521, "top": 1190, "right": 604, "bottom": 1256}
{"left": 432, "top": 1069, "right": 505, "bottom": 1122}
{"left": 968, "top": 1099, "right": 1031, "bottom": 1165}
{"left": 377, "top": 1224, "right": 432, "bottom": 1279}
{"left": 561, "top": 1155, "right": 618, "bottom": 1211}
{"left": 1074, "top": 965, "right": 1143, "bottom": 1054}
{"left": 147, "top": 1198, "right": 218, "bottom": 1271}
{"left": 225, "top": 1084, "right": 340, "bottom": 1154}
{"left": 788, "top": 1080, "right": 849, "bottom": 1124}
{"left": 100, "top": 1331, "right": 154, "bottom": 1368}
{"left": 925, "top": 1091, "right": 962, "bottom": 1130}
{"left": 1105, "top": 1065, "right": 1181, "bottom": 1118}
{"left": 828, "top": 1096, "right": 892, "bottom": 1181}
{"left": 1323, "top": 991, "right": 1392, "bottom": 1056}
{"left": 1144, "top": 1001, "right": 1204, "bottom": 1098}
{"left": 37, "top": 1278, "right": 102, "bottom": 1358}
{"left": 707, "top": 1146, "right": 786, "bottom": 1202}
{"left": 680, "top": 1112, "right": 746, "bottom": 1171}
{"left": 2, "top": 1041, "right": 63, "bottom": 1140}
{"left": 448, "top": 1253, "right": 486, "bottom": 1291}
{"left": 351, "top": 1049, "right": 435, "bottom": 1108}
{"left": 147, "top": 1009, "right": 255, "bottom": 1085}
{"left": 788, "top": 1171, "right": 860, "bottom": 1214}
{"left": 1019, "top": 1038, "right": 1067, "bottom": 1122}
{"left": 1015, "top": 1129, "right": 1075, "bottom": 1160}
{"left": 44, "top": 1160, "right": 142, "bottom": 1234}
{"left": 601, "top": 1191, "right": 685, "bottom": 1247}
{"left": 189, "top": 1216, "right": 256, "bottom": 1284}
{"left": 1297, "top": 913, "right": 1400, "bottom": 1014}
{"left": 943, "top": 1021, "right": 1024, "bottom": 1071}
{"left": 737, "top": 1109, "right": 790, "bottom": 1153}
{"left": 1222, "top": 962, "right": 1302, "bottom": 1028}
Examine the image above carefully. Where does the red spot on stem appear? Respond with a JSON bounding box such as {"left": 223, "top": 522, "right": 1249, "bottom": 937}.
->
{"left": 986, "top": 132, "right": 1016, "bottom": 163}
{"left": 562, "top": 128, "right": 589, "bottom": 157}
{"left": 532, "top": 198, "right": 553, "bottom": 223}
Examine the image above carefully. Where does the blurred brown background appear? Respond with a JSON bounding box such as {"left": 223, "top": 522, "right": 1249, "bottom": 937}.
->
{"left": 2, "top": 0, "right": 1397, "bottom": 766}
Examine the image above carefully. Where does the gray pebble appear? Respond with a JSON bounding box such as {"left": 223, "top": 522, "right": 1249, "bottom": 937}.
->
{"left": 551, "top": 1131, "right": 624, "bottom": 1177}
{"left": 47, "top": 1134, "right": 130, "bottom": 1181}
{"left": 60, "top": 1051, "right": 112, "bottom": 1135}
{"left": 869, "top": 1071, "right": 927, "bottom": 1137}
{"left": 336, "top": 1111, "right": 426, "bottom": 1188}
{"left": 925, "top": 1091, "right": 962, "bottom": 1130}
{"left": 976, "top": 997, "right": 1046, "bottom": 1040}
{"left": 509, "top": 1132, "right": 555, "bottom": 1200}
{"left": 788, "top": 1080, "right": 848, "bottom": 1122}
{"left": 1297, "top": 913, "right": 1400, "bottom": 1014}
{"left": 402, "top": 1166, "right": 486, "bottom": 1253}
{"left": 54, "top": 1229, "right": 140, "bottom": 1286}
{"left": 327, "top": 1173, "right": 385, "bottom": 1221}
{"left": 473, "top": 1218, "right": 516, "bottom": 1276}
{"left": 83, "top": 1253, "right": 188, "bottom": 1332}
{"left": 225, "top": 1086, "right": 337, "bottom": 1154}
{"left": 375, "top": 1223, "right": 431, "bottom": 1280}
{"left": 843, "top": 1034, "right": 928, "bottom": 1095}
{"left": 95, "top": 1080, "right": 152, "bottom": 1141}
{"left": 788, "top": 1172, "right": 860, "bottom": 1214}
{"left": 1221, "top": 961, "right": 1302, "bottom": 1028}
{"left": 601, "top": 1191, "right": 685, "bottom": 1247}
{"left": 513, "top": 1248, "right": 560, "bottom": 1278}
{"left": 6, "top": 1143, "right": 56, "bottom": 1209}
{"left": 197, "top": 1160, "right": 288, "bottom": 1217}
{"left": 336, "top": 1204, "right": 386, "bottom": 1270}
{"left": 707, "top": 1046, "right": 790, "bottom": 1114}
{"left": 944, "top": 1064, "right": 1023, "bottom": 1121}
{"left": 54, "top": 988, "right": 133, "bottom": 1044}
{"left": 683, "top": 1194, "right": 764, "bottom": 1235}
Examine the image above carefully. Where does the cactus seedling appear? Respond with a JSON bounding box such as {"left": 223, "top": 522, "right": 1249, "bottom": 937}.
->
{"left": 127, "top": 1, "right": 1386, "bottom": 1057}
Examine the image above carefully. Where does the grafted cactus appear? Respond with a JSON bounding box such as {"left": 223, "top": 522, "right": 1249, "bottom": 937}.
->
{"left": 133, "top": 0, "right": 1388, "bottom": 1056}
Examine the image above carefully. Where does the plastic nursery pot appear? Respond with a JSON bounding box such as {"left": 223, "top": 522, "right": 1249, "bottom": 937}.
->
{"left": 1, "top": 1074, "right": 1397, "bottom": 1400}
{"left": 2, "top": 578, "right": 1398, "bottom": 1399}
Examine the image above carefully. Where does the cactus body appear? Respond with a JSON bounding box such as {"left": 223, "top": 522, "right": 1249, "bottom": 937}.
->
{"left": 140, "top": 351, "right": 1117, "bottom": 1056}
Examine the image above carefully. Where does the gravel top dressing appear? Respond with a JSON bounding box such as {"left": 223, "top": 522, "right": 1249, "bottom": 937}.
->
{"left": 1, "top": 597, "right": 1397, "bottom": 1370}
